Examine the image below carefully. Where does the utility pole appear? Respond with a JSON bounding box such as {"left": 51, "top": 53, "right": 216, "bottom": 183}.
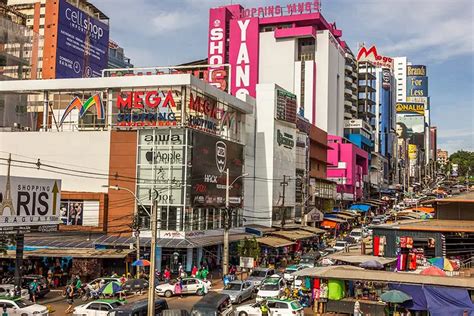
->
{"left": 147, "top": 199, "right": 158, "bottom": 316}
{"left": 280, "top": 175, "right": 288, "bottom": 230}
{"left": 132, "top": 215, "right": 141, "bottom": 279}
{"left": 223, "top": 168, "right": 230, "bottom": 276}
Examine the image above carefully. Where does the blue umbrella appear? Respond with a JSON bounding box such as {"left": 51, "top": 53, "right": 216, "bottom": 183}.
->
{"left": 99, "top": 281, "right": 122, "bottom": 295}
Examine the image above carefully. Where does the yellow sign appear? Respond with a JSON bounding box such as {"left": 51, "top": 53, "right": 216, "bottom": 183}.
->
{"left": 396, "top": 102, "right": 425, "bottom": 115}
{"left": 408, "top": 144, "right": 417, "bottom": 160}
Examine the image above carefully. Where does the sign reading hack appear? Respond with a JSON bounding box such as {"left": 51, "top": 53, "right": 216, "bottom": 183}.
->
{"left": 0, "top": 176, "right": 61, "bottom": 227}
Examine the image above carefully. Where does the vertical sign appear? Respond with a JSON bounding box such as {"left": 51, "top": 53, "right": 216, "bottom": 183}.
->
{"left": 229, "top": 18, "right": 259, "bottom": 98}
{"left": 208, "top": 7, "right": 229, "bottom": 91}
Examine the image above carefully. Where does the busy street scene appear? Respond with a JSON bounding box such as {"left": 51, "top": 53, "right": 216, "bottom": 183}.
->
{"left": 0, "top": 0, "right": 473, "bottom": 315}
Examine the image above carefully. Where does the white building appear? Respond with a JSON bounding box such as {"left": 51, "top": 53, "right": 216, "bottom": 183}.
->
{"left": 393, "top": 57, "right": 407, "bottom": 102}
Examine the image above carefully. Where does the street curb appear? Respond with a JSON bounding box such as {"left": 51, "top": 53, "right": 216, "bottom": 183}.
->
{"left": 39, "top": 294, "right": 64, "bottom": 305}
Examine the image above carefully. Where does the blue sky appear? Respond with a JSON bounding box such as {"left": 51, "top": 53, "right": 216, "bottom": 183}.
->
{"left": 97, "top": 0, "right": 473, "bottom": 154}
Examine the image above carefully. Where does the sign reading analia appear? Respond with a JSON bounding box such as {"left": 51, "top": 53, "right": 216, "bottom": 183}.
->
{"left": 229, "top": 18, "right": 259, "bottom": 98}
{"left": 396, "top": 102, "right": 425, "bottom": 115}
{"left": 0, "top": 176, "right": 61, "bottom": 227}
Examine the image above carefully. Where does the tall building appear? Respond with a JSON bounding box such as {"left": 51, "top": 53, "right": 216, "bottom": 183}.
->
{"left": 107, "top": 40, "right": 133, "bottom": 69}
{"left": 343, "top": 47, "right": 358, "bottom": 120}
{"left": 8, "top": 0, "right": 109, "bottom": 79}
{"left": 393, "top": 57, "right": 407, "bottom": 102}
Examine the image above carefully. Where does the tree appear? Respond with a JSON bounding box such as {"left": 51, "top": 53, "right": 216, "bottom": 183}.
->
{"left": 237, "top": 237, "right": 260, "bottom": 260}
{"left": 449, "top": 150, "right": 474, "bottom": 177}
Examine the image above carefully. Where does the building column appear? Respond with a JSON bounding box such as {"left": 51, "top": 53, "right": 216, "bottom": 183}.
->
{"left": 186, "top": 248, "right": 193, "bottom": 272}
{"left": 197, "top": 247, "right": 203, "bottom": 266}
{"left": 155, "top": 246, "right": 162, "bottom": 273}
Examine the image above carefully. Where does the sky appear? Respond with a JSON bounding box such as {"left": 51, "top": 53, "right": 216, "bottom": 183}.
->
{"left": 96, "top": 0, "right": 474, "bottom": 155}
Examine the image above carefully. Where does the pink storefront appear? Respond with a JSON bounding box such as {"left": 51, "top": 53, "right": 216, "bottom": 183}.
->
{"left": 326, "top": 135, "right": 368, "bottom": 202}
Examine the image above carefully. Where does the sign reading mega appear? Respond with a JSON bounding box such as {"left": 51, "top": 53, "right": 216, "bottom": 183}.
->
{"left": 229, "top": 18, "right": 259, "bottom": 98}
{"left": 0, "top": 176, "right": 61, "bottom": 227}
{"left": 191, "top": 131, "right": 243, "bottom": 207}
{"left": 356, "top": 46, "right": 393, "bottom": 69}
{"left": 56, "top": 0, "right": 109, "bottom": 78}
{"left": 396, "top": 102, "right": 425, "bottom": 115}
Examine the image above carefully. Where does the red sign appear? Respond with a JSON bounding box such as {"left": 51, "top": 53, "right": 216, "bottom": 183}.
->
{"left": 357, "top": 46, "right": 393, "bottom": 69}
{"left": 117, "top": 90, "right": 176, "bottom": 109}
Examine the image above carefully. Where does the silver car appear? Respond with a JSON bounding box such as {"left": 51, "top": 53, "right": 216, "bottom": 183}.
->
{"left": 246, "top": 268, "right": 275, "bottom": 288}
{"left": 221, "top": 280, "right": 255, "bottom": 304}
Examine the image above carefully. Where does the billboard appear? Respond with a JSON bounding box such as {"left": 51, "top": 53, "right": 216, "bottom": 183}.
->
{"left": 191, "top": 131, "right": 244, "bottom": 207}
{"left": 407, "top": 76, "right": 428, "bottom": 97}
{"left": 397, "top": 114, "right": 425, "bottom": 167}
{"left": 0, "top": 176, "right": 61, "bottom": 227}
{"left": 208, "top": 7, "right": 229, "bottom": 91}
{"left": 407, "top": 65, "right": 426, "bottom": 77}
{"left": 56, "top": 0, "right": 109, "bottom": 78}
{"left": 276, "top": 89, "right": 297, "bottom": 123}
{"left": 396, "top": 102, "right": 425, "bottom": 115}
{"left": 356, "top": 45, "right": 393, "bottom": 69}
{"left": 229, "top": 18, "right": 259, "bottom": 98}
{"left": 382, "top": 68, "right": 391, "bottom": 90}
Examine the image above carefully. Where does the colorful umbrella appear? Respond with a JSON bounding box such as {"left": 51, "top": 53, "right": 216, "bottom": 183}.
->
{"left": 132, "top": 259, "right": 151, "bottom": 267}
{"left": 443, "top": 259, "right": 454, "bottom": 272}
{"left": 99, "top": 281, "right": 122, "bottom": 295}
{"left": 428, "top": 257, "right": 444, "bottom": 269}
{"left": 380, "top": 290, "right": 412, "bottom": 303}
{"left": 420, "top": 266, "right": 446, "bottom": 276}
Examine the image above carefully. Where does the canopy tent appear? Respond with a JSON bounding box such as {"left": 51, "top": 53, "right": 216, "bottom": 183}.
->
{"left": 349, "top": 204, "right": 371, "bottom": 212}
{"left": 256, "top": 236, "right": 295, "bottom": 248}
{"left": 321, "top": 220, "right": 337, "bottom": 229}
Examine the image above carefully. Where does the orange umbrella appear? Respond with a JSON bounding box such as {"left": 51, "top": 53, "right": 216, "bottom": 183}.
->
{"left": 420, "top": 266, "right": 446, "bottom": 276}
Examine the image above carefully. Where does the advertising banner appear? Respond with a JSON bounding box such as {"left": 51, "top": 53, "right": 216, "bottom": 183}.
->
{"left": 276, "top": 89, "right": 297, "bottom": 123}
{"left": 344, "top": 119, "right": 363, "bottom": 129}
{"left": 407, "top": 76, "right": 428, "bottom": 97}
{"left": 382, "top": 68, "right": 391, "bottom": 90}
{"left": 397, "top": 114, "right": 425, "bottom": 163}
{"left": 208, "top": 7, "right": 229, "bottom": 92}
{"left": 56, "top": 0, "right": 109, "bottom": 78}
{"left": 396, "top": 102, "right": 425, "bottom": 115}
{"left": 356, "top": 45, "right": 393, "bottom": 69}
{"left": 229, "top": 17, "right": 259, "bottom": 98}
{"left": 407, "top": 65, "right": 427, "bottom": 77}
{"left": 408, "top": 144, "right": 417, "bottom": 160}
{"left": 0, "top": 176, "right": 61, "bottom": 227}
{"left": 191, "top": 131, "right": 243, "bottom": 207}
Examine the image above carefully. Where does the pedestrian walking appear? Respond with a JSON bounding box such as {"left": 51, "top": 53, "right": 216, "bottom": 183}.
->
{"left": 174, "top": 278, "right": 183, "bottom": 299}
{"left": 65, "top": 283, "right": 75, "bottom": 314}
{"left": 191, "top": 265, "right": 198, "bottom": 277}
{"left": 164, "top": 267, "right": 171, "bottom": 283}
{"left": 28, "top": 278, "right": 38, "bottom": 303}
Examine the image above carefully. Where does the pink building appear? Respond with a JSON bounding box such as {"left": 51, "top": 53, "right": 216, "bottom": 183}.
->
{"left": 326, "top": 135, "right": 368, "bottom": 201}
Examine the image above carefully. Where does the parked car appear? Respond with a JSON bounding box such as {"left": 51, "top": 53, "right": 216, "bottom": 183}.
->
{"left": 333, "top": 240, "right": 348, "bottom": 251}
{"left": 155, "top": 278, "right": 211, "bottom": 298}
{"left": 349, "top": 228, "right": 363, "bottom": 242}
{"left": 73, "top": 299, "right": 125, "bottom": 316}
{"left": 282, "top": 265, "right": 306, "bottom": 282}
{"left": 245, "top": 268, "right": 275, "bottom": 288}
{"left": 235, "top": 298, "right": 304, "bottom": 316}
{"left": 256, "top": 276, "right": 285, "bottom": 302}
{"left": 298, "top": 250, "right": 321, "bottom": 268}
{"left": 191, "top": 292, "right": 233, "bottom": 316}
{"left": 21, "top": 275, "right": 50, "bottom": 298}
{"left": 221, "top": 280, "right": 255, "bottom": 304}
{"left": 0, "top": 297, "right": 49, "bottom": 315}
{"left": 0, "top": 284, "right": 29, "bottom": 299}
{"left": 86, "top": 277, "right": 122, "bottom": 290}
{"left": 107, "top": 298, "right": 168, "bottom": 316}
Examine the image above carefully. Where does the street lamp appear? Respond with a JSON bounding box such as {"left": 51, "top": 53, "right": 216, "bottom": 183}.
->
{"left": 102, "top": 184, "right": 149, "bottom": 278}
{"left": 223, "top": 169, "right": 249, "bottom": 276}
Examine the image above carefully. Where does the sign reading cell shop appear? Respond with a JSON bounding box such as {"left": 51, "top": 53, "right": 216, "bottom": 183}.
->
{"left": 191, "top": 131, "right": 243, "bottom": 207}
{"left": 115, "top": 89, "right": 179, "bottom": 127}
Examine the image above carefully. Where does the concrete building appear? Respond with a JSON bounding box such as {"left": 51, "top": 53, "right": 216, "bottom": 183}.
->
{"left": 393, "top": 57, "right": 407, "bottom": 102}
{"left": 107, "top": 40, "right": 133, "bottom": 69}
{"left": 343, "top": 48, "right": 358, "bottom": 120}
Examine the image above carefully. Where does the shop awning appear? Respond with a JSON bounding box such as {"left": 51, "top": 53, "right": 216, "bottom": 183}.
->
{"left": 327, "top": 254, "right": 397, "bottom": 265}
{"left": 327, "top": 213, "right": 354, "bottom": 221}
{"left": 23, "top": 248, "right": 134, "bottom": 259}
{"left": 271, "top": 230, "right": 316, "bottom": 241}
{"left": 321, "top": 220, "right": 337, "bottom": 229}
{"left": 350, "top": 204, "right": 371, "bottom": 212}
{"left": 257, "top": 236, "right": 295, "bottom": 248}
{"left": 245, "top": 225, "right": 276, "bottom": 237}
{"left": 339, "top": 211, "right": 361, "bottom": 217}
{"left": 300, "top": 226, "right": 326, "bottom": 234}
{"left": 323, "top": 216, "right": 347, "bottom": 223}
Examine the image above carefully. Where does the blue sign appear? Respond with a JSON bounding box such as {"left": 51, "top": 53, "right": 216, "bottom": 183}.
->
{"left": 56, "top": 0, "right": 109, "bottom": 78}
{"left": 407, "top": 76, "right": 428, "bottom": 97}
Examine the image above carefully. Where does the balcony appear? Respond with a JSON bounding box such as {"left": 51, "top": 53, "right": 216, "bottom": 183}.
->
{"left": 352, "top": 83, "right": 357, "bottom": 91}
{"left": 344, "top": 112, "right": 353, "bottom": 120}
{"left": 344, "top": 88, "right": 352, "bottom": 96}
{"left": 358, "top": 70, "right": 376, "bottom": 80}
{"left": 345, "top": 64, "right": 353, "bottom": 72}
{"left": 344, "top": 100, "right": 353, "bottom": 108}
{"left": 345, "top": 76, "right": 353, "bottom": 84}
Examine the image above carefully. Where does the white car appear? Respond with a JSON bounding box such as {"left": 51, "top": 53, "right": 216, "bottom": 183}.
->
{"left": 0, "top": 284, "right": 29, "bottom": 299}
{"left": 256, "top": 276, "right": 285, "bottom": 302}
{"left": 349, "top": 228, "right": 363, "bottom": 242}
{"left": 333, "top": 240, "right": 348, "bottom": 251}
{"left": 0, "top": 298, "right": 49, "bottom": 315}
{"left": 85, "top": 277, "right": 121, "bottom": 290}
{"left": 234, "top": 299, "right": 304, "bottom": 316}
{"left": 72, "top": 299, "right": 124, "bottom": 316}
{"left": 282, "top": 265, "right": 306, "bottom": 282}
{"left": 155, "top": 277, "right": 211, "bottom": 297}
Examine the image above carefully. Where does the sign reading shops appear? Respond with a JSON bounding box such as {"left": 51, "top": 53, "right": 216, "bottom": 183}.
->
{"left": 191, "top": 131, "right": 243, "bottom": 207}
{"left": 396, "top": 102, "right": 425, "bottom": 115}
{"left": 0, "top": 176, "right": 61, "bottom": 227}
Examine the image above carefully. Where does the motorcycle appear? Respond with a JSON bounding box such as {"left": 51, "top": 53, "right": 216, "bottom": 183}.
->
{"left": 81, "top": 286, "right": 101, "bottom": 302}
{"left": 61, "top": 285, "right": 85, "bottom": 298}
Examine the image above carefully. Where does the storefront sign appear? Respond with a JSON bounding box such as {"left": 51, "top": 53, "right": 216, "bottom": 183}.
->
{"left": 407, "top": 65, "right": 426, "bottom": 77}
{"left": 0, "top": 176, "right": 61, "bottom": 227}
{"left": 59, "top": 94, "right": 105, "bottom": 127}
{"left": 382, "top": 68, "right": 391, "bottom": 90}
{"left": 191, "top": 131, "right": 243, "bottom": 207}
{"left": 240, "top": 257, "right": 255, "bottom": 268}
{"left": 276, "top": 89, "right": 297, "bottom": 123}
{"left": 116, "top": 90, "right": 178, "bottom": 127}
{"left": 277, "top": 129, "right": 295, "bottom": 149}
{"left": 241, "top": 1, "right": 320, "bottom": 18}
{"left": 229, "top": 18, "right": 259, "bottom": 98}
{"left": 344, "top": 119, "right": 363, "bottom": 129}
{"left": 357, "top": 45, "right": 393, "bottom": 69}
{"left": 396, "top": 102, "right": 425, "bottom": 115}
{"left": 187, "top": 92, "right": 235, "bottom": 134}
{"left": 208, "top": 8, "right": 229, "bottom": 91}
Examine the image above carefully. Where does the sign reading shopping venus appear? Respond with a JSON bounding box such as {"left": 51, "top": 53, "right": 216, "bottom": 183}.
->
{"left": 0, "top": 176, "right": 61, "bottom": 227}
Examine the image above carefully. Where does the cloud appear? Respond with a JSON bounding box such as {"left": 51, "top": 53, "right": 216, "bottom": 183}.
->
{"left": 151, "top": 11, "right": 198, "bottom": 33}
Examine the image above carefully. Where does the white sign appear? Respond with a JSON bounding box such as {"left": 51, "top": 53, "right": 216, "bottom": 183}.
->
{"left": 344, "top": 119, "right": 363, "bottom": 129}
{"left": 240, "top": 257, "right": 254, "bottom": 268}
{"left": 0, "top": 176, "right": 61, "bottom": 227}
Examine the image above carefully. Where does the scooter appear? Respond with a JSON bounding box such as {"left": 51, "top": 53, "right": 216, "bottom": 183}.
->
{"left": 81, "top": 287, "right": 101, "bottom": 302}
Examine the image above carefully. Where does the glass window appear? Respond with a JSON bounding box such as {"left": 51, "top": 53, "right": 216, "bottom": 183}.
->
{"left": 88, "top": 303, "right": 102, "bottom": 310}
